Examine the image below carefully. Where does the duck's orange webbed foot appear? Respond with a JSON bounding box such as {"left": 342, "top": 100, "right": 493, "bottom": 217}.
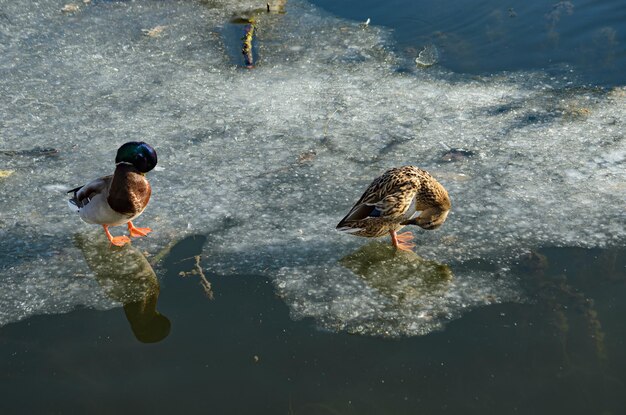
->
{"left": 127, "top": 221, "right": 152, "bottom": 238}
{"left": 390, "top": 231, "right": 415, "bottom": 251}
{"left": 103, "top": 225, "right": 131, "bottom": 247}
{"left": 110, "top": 235, "right": 131, "bottom": 247}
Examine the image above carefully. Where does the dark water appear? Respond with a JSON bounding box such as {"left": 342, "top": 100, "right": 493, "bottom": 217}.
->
{"left": 1, "top": 235, "right": 625, "bottom": 414}
{"left": 1, "top": 0, "right": 626, "bottom": 414}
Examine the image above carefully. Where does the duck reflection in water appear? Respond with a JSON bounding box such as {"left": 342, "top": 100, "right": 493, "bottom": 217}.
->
{"left": 74, "top": 234, "right": 170, "bottom": 343}
{"left": 340, "top": 241, "right": 452, "bottom": 305}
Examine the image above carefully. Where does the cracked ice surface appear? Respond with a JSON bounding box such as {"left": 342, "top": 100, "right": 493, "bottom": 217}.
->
{"left": 0, "top": 0, "right": 624, "bottom": 335}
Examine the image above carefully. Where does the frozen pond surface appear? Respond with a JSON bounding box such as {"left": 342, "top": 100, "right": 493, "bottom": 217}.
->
{"left": 0, "top": 0, "right": 625, "bottom": 338}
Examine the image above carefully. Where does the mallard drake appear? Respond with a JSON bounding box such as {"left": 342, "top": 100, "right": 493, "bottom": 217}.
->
{"left": 336, "top": 166, "right": 451, "bottom": 251}
{"left": 68, "top": 142, "right": 158, "bottom": 247}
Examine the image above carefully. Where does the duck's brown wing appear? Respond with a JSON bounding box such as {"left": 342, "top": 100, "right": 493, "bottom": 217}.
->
{"left": 337, "top": 180, "right": 418, "bottom": 228}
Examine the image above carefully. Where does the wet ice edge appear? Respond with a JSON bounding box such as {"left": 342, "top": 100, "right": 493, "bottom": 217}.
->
{"left": 0, "top": 0, "right": 624, "bottom": 336}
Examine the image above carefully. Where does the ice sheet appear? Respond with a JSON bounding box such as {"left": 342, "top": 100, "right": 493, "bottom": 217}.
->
{"left": 0, "top": 0, "right": 624, "bottom": 335}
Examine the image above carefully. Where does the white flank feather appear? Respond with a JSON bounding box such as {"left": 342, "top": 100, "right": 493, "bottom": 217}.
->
{"left": 336, "top": 227, "right": 363, "bottom": 234}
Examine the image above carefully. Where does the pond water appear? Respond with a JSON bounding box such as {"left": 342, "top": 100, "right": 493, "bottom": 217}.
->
{"left": 0, "top": 0, "right": 624, "bottom": 413}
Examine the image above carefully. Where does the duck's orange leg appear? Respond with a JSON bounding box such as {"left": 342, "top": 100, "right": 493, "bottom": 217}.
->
{"left": 103, "top": 225, "right": 131, "bottom": 247}
{"left": 390, "top": 230, "right": 415, "bottom": 251}
{"left": 127, "top": 221, "right": 152, "bottom": 238}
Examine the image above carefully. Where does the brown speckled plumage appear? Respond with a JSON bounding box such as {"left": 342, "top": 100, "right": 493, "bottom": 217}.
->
{"left": 337, "top": 166, "right": 451, "bottom": 244}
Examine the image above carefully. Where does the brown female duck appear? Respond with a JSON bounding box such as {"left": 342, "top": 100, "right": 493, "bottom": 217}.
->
{"left": 336, "top": 166, "right": 451, "bottom": 251}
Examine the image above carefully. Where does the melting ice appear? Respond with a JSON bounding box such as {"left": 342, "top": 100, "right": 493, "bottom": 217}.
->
{"left": 0, "top": 0, "right": 624, "bottom": 336}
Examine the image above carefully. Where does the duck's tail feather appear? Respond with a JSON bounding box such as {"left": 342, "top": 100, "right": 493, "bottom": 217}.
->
{"left": 67, "top": 198, "right": 81, "bottom": 213}
{"left": 67, "top": 184, "right": 86, "bottom": 213}
{"left": 66, "top": 185, "right": 84, "bottom": 194}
